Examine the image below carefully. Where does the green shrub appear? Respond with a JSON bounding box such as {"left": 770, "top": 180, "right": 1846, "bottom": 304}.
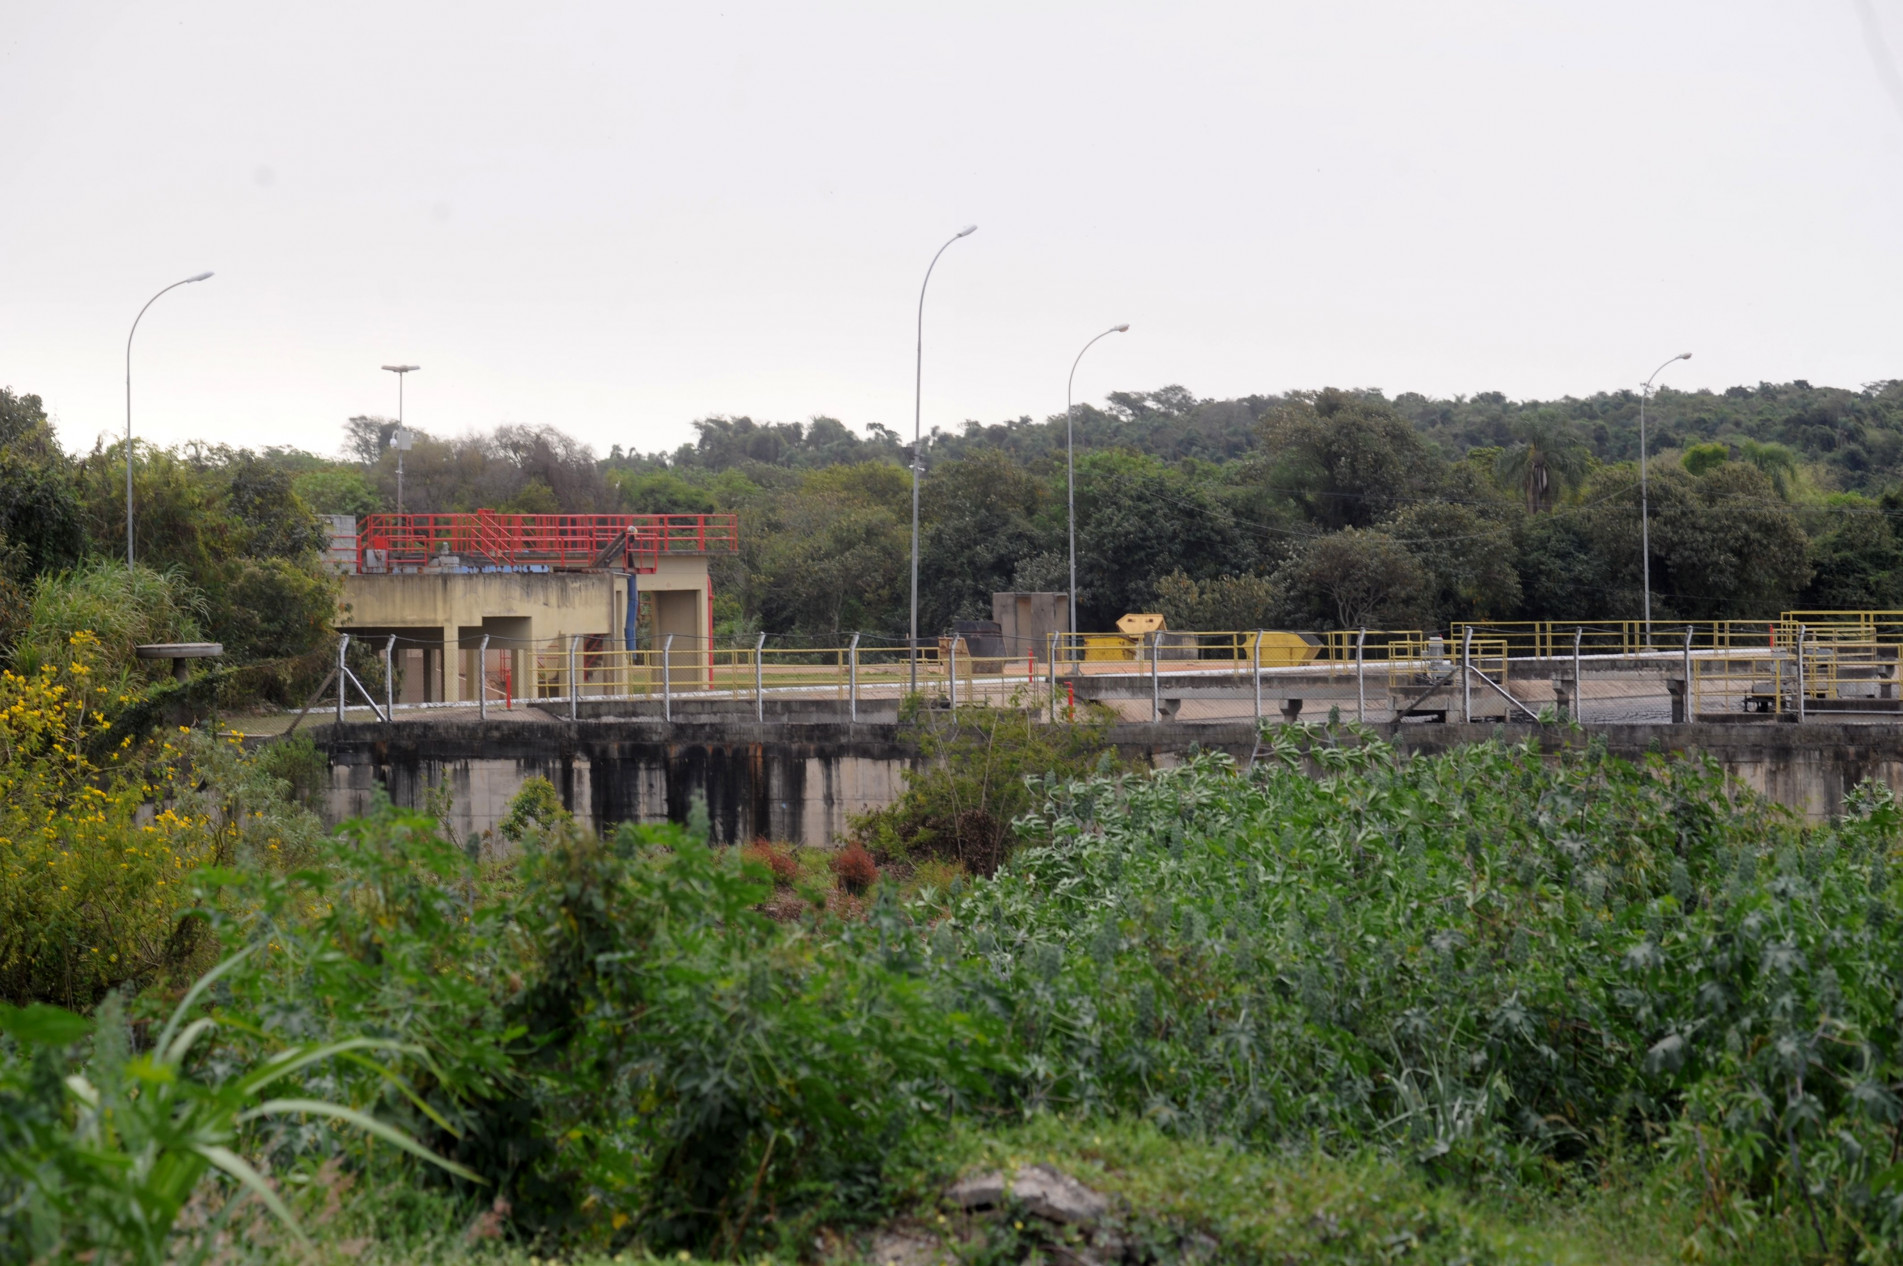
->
{"left": 11, "top": 562, "right": 203, "bottom": 685}
{"left": 0, "top": 953, "right": 475, "bottom": 1265}
{"left": 853, "top": 694, "right": 1121, "bottom": 874}
{"left": 498, "top": 776, "right": 572, "bottom": 845}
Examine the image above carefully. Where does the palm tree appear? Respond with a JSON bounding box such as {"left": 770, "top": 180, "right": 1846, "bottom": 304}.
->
{"left": 1494, "top": 414, "right": 1591, "bottom": 513}
{"left": 1739, "top": 439, "right": 1798, "bottom": 498}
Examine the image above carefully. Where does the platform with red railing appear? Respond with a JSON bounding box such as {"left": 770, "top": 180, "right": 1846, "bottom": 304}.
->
{"left": 352, "top": 511, "right": 738, "bottom": 574}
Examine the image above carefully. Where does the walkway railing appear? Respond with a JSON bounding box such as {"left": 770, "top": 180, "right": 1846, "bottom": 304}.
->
{"left": 294, "top": 617, "right": 1903, "bottom": 729}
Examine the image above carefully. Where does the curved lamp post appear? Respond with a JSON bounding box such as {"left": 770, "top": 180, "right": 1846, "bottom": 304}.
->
{"left": 907, "top": 224, "right": 977, "bottom": 692}
{"left": 1639, "top": 351, "right": 1691, "bottom": 646}
{"left": 1065, "top": 324, "right": 1130, "bottom": 656}
{"left": 126, "top": 272, "right": 213, "bottom": 565}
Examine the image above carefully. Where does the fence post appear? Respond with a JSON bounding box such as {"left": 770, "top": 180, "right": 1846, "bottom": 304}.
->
{"left": 1251, "top": 629, "right": 1263, "bottom": 724}
{"left": 1682, "top": 626, "right": 1695, "bottom": 723}
{"left": 848, "top": 632, "right": 860, "bottom": 723}
{"left": 1461, "top": 625, "right": 1473, "bottom": 724}
{"left": 1573, "top": 626, "right": 1584, "bottom": 725}
{"left": 1151, "top": 631, "right": 1161, "bottom": 724}
{"left": 478, "top": 634, "right": 490, "bottom": 720}
{"left": 949, "top": 634, "right": 958, "bottom": 710}
{"left": 1048, "top": 632, "right": 1058, "bottom": 722}
{"left": 384, "top": 635, "right": 395, "bottom": 720}
{"left": 663, "top": 633, "right": 674, "bottom": 723}
{"left": 1356, "top": 627, "right": 1367, "bottom": 723}
{"left": 568, "top": 634, "right": 580, "bottom": 722}
{"left": 336, "top": 633, "right": 349, "bottom": 724}
{"left": 1796, "top": 624, "right": 1807, "bottom": 723}
{"left": 755, "top": 631, "right": 766, "bottom": 723}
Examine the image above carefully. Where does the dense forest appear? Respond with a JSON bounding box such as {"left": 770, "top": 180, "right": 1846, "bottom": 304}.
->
{"left": 8, "top": 376, "right": 1903, "bottom": 663}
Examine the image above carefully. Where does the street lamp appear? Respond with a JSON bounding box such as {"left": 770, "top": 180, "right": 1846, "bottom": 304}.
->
{"left": 1065, "top": 324, "right": 1130, "bottom": 656}
{"left": 907, "top": 225, "right": 977, "bottom": 693}
{"left": 381, "top": 364, "right": 420, "bottom": 513}
{"left": 1639, "top": 351, "right": 1691, "bottom": 645}
{"left": 125, "top": 271, "right": 213, "bottom": 565}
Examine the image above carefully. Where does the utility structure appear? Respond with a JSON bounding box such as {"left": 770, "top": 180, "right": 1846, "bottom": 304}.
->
{"left": 381, "top": 364, "right": 419, "bottom": 513}
{"left": 1065, "top": 323, "right": 1129, "bottom": 655}
{"left": 329, "top": 511, "right": 737, "bottom": 706}
{"left": 908, "top": 224, "right": 977, "bottom": 693}
{"left": 1638, "top": 352, "right": 1692, "bottom": 646}
{"left": 125, "top": 271, "right": 213, "bottom": 565}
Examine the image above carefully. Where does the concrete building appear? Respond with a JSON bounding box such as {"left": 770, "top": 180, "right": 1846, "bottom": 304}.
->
{"left": 331, "top": 512, "right": 736, "bottom": 704}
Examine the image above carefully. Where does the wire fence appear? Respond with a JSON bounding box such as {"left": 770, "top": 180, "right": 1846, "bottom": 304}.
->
{"left": 262, "top": 613, "right": 1903, "bottom": 732}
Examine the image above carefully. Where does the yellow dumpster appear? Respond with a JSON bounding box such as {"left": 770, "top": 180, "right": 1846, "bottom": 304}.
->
{"left": 1081, "top": 633, "right": 1138, "bottom": 662}
{"left": 1243, "top": 630, "right": 1322, "bottom": 667}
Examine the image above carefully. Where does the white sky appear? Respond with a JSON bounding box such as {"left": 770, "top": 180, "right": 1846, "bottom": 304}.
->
{"left": 6, "top": 1, "right": 1903, "bottom": 460}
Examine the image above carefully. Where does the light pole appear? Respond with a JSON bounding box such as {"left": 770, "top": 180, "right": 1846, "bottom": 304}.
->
{"left": 1639, "top": 351, "right": 1691, "bottom": 646}
{"left": 907, "top": 225, "right": 977, "bottom": 693}
{"left": 125, "top": 272, "right": 213, "bottom": 565}
{"left": 381, "top": 365, "right": 419, "bottom": 513}
{"left": 1065, "top": 324, "right": 1130, "bottom": 655}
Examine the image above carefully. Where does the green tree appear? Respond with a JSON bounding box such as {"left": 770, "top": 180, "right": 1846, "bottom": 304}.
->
{"left": 1799, "top": 493, "right": 1903, "bottom": 609}
{"left": 0, "top": 389, "right": 85, "bottom": 582}
{"left": 1577, "top": 462, "right": 1811, "bottom": 619}
{"left": 1680, "top": 442, "right": 1729, "bottom": 477}
{"left": 1738, "top": 438, "right": 1798, "bottom": 497}
{"left": 917, "top": 451, "right": 1052, "bottom": 631}
{"left": 1271, "top": 528, "right": 1429, "bottom": 630}
{"left": 1495, "top": 413, "right": 1591, "bottom": 512}
{"left": 292, "top": 468, "right": 381, "bottom": 517}
{"left": 1152, "top": 569, "right": 1282, "bottom": 630}
{"left": 1256, "top": 389, "right": 1442, "bottom": 530}
{"left": 607, "top": 468, "right": 717, "bottom": 514}
{"left": 1387, "top": 500, "right": 1522, "bottom": 624}
{"left": 1068, "top": 452, "right": 1247, "bottom": 629}
{"left": 750, "top": 463, "right": 909, "bottom": 638}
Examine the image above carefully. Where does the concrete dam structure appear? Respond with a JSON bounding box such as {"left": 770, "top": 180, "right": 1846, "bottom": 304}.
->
{"left": 311, "top": 714, "right": 1903, "bottom": 847}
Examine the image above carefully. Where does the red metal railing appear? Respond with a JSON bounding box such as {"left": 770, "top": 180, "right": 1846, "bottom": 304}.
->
{"left": 354, "top": 511, "right": 738, "bottom": 573}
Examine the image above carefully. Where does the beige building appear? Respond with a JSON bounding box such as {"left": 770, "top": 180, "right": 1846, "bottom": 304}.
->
{"left": 331, "top": 514, "right": 729, "bottom": 703}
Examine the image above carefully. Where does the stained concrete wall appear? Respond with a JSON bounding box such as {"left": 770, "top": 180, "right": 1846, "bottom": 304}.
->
{"left": 319, "top": 717, "right": 913, "bottom": 846}
{"left": 312, "top": 716, "right": 1903, "bottom": 846}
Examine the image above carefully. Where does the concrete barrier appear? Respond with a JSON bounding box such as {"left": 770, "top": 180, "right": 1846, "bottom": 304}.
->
{"left": 309, "top": 717, "right": 1903, "bottom": 847}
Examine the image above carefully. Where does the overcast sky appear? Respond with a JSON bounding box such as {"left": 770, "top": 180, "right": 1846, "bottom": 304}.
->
{"left": 6, "top": 2, "right": 1903, "bottom": 460}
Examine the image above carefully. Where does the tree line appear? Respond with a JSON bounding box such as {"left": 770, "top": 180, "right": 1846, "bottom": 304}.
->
{"left": 5, "top": 376, "right": 1903, "bottom": 667}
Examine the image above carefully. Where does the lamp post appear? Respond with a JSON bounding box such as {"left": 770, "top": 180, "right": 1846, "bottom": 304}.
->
{"left": 125, "top": 272, "right": 213, "bottom": 565}
{"left": 1639, "top": 352, "right": 1691, "bottom": 646}
{"left": 1065, "top": 324, "right": 1130, "bottom": 656}
{"left": 381, "top": 364, "right": 419, "bottom": 513}
{"left": 907, "top": 225, "right": 977, "bottom": 693}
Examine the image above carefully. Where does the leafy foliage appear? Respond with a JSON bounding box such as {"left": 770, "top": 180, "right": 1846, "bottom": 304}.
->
{"left": 853, "top": 695, "right": 1122, "bottom": 876}
{"left": 0, "top": 955, "right": 476, "bottom": 1265}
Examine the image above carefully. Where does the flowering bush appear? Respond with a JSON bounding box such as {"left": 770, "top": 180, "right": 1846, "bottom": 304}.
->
{"left": 0, "top": 633, "right": 225, "bottom": 1007}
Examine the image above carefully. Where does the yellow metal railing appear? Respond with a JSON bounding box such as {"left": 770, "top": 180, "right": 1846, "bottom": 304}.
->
{"left": 1686, "top": 639, "right": 1903, "bottom": 719}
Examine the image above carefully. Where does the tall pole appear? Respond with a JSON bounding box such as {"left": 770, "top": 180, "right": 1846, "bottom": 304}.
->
{"left": 908, "top": 225, "right": 977, "bottom": 694}
{"left": 1065, "top": 324, "right": 1129, "bottom": 651}
{"left": 382, "top": 365, "right": 419, "bottom": 514}
{"left": 1638, "top": 352, "right": 1691, "bottom": 646}
{"left": 125, "top": 272, "right": 213, "bottom": 565}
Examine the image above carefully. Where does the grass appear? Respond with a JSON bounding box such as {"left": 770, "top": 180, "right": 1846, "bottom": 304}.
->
{"left": 289, "top": 1117, "right": 1719, "bottom": 1265}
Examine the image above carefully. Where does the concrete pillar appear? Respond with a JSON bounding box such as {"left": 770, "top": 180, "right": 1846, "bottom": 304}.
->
{"left": 442, "top": 625, "right": 460, "bottom": 703}
{"left": 1280, "top": 697, "right": 1304, "bottom": 723}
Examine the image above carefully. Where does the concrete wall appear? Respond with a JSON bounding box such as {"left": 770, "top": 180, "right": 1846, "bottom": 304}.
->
{"left": 311, "top": 716, "right": 1903, "bottom": 847}
{"left": 318, "top": 718, "right": 913, "bottom": 847}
